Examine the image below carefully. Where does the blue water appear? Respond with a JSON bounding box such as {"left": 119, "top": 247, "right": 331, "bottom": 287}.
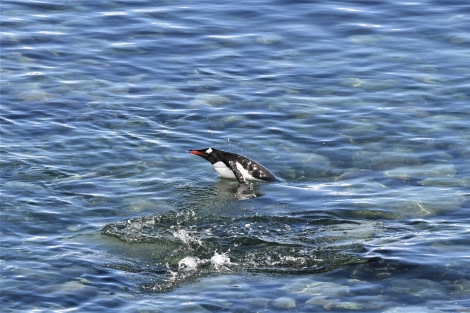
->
{"left": 1, "top": 0, "right": 469, "bottom": 311}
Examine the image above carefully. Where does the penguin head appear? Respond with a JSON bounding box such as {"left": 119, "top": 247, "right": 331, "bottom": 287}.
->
{"left": 189, "top": 147, "right": 220, "bottom": 164}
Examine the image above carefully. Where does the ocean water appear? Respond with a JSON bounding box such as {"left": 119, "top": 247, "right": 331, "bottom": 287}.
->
{"left": 1, "top": 0, "right": 469, "bottom": 312}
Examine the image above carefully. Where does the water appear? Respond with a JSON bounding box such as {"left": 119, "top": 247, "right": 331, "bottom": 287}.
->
{"left": 1, "top": 0, "right": 469, "bottom": 311}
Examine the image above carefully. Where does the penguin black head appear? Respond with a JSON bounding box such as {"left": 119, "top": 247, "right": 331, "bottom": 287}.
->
{"left": 188, "top": 147, "right": 220, "bottom": 164}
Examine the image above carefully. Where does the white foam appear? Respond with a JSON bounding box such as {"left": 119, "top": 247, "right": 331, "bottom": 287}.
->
{"left": 210, "top": 251, "right": 232, "bottom": 270}
{"left": 178, "top": 256, "right": 200, "bottom": 271}
{"left": 177, "top": 252, "right": 233, "bottom": 272}
{"left": 172, "top": 229, "right": 202, "bottom": 245}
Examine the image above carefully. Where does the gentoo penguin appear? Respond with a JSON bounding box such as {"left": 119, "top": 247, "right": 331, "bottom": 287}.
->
{"left": 189, "top": 147, "right": 278, "bottom": 184}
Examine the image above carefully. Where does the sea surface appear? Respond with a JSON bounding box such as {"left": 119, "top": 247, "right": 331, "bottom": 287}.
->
{"left": 1, "top": 0, "right": 469, "bottom": 312}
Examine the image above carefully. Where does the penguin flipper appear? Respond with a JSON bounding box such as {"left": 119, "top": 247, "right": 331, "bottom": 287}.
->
{"left": 228, "top": 160, "right": 247, "bottom": 184}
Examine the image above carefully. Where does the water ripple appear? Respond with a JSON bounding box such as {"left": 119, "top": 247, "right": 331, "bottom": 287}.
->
{"left": 2, "top": 0, "right": 469, "bottom": 311}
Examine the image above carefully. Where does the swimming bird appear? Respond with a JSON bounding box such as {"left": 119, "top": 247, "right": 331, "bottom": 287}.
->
{"left": 189, "top": 147, "right": 278, "bottom": 184}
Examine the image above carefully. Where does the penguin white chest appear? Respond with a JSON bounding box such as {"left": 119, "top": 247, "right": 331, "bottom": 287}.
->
{"left": 212, "top": 161, "right": 236, "bottom": 179}
{"left": 212, "top": 161, "right": 261, "bottom": 181}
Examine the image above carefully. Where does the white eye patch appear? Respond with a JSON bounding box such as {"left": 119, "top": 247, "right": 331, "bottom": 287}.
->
{"left": 205, "top": 148, "right": 213, "bottom": 154}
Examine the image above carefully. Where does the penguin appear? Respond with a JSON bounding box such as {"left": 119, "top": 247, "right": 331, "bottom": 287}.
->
{"left": 189, "top": 147, "right": 278, "bottom": 184}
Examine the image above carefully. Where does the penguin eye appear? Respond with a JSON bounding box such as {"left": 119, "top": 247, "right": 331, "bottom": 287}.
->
{"left": 205, "top": 148, "right": 213, "bottom": 155}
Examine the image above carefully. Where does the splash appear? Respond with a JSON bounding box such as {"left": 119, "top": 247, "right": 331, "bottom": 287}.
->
{"left": 178, "top": 256, "right": 200, "bottom": 271}
{"left": 177, "top": 251, "right": 233, "bottom": 272}
{"left": 101, "top": 210, "right": 373, "bottom": 291}
{"left": 210, "top": 251, "right": 233, "bottom": 271}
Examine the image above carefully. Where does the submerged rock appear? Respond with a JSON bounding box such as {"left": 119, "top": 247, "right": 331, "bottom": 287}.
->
{"left": 272, "top": 296, "right": 296, "bottom": 309}
{"left": 285, "top": 281, "right": 349, "bottom": 297}
{"left": 190, "top": 93, "right": 230, "bottom": 107}
{"left": 385, "top": 163, "right": 457, "bottom": 181}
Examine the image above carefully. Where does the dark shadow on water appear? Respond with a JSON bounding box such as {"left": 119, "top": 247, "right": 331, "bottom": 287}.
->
{"left": 101, "top": 204, "right": 373, "bottom": 292}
